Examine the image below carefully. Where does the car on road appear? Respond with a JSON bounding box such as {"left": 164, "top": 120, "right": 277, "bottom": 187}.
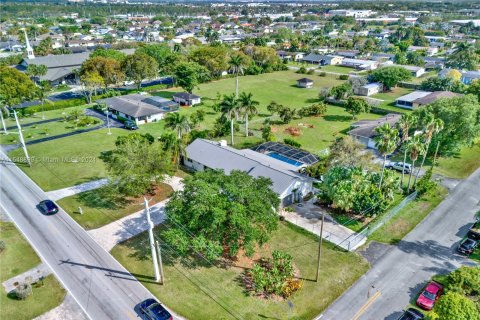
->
{"left": 124, "top": 120, "right": 139, "bottom": 130}
{"left": 416, "top": 281, "right": 443, "bottom": 310}
{"left": 467, "top": 220, "right": 480, "bottom": 240}
{"left": 385, "top": 162, "right": 412, "bottom": 173}
{"left": 397, "top": 308, "right": 424, "bottom": 320}
{"left": 457, "top": 237, "right": 478, "bottom": 255}
{"left": 139, "top": 299, "right": 172, "bottom": 320}
{"left": 37, "top": 200, "right": 59, "bottom": 215}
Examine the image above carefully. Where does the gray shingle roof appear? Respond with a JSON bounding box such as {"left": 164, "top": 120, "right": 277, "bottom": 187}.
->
{"left": 185, "top": 139, "right": 313, "bottom": 196}
{"left": 97, "top": 94, "right": 176, "bottom": 118}
{"left": 348, "top": 114, "right": 401, "bottom": 139}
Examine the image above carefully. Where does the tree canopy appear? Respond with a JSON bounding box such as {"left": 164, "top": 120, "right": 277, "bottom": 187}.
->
{"left": 344, "top": 97, "right": 371, "bottom": 119}
{"left": 121, "top": 52, "right": 159, "bottom": 90}
{"left": 173, "top": 61, "right": 209, "bottom": 93}
{"left": 369, "top": 66, "right": 412, "bottom": 90}
{"left": 163, "top": 170, "right": 280, "bottom": 261}
{"left": 0, "top": 66, "right": 39, "bottom": 106}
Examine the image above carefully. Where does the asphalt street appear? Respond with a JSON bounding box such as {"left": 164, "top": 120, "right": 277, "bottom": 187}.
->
{"left": 0, "top": 150, "right": 181, "bottom": 320}
{"left": 320, "top": 168, "right": 480, "bottom": 320}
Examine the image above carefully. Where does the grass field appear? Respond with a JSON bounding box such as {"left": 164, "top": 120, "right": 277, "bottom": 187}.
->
{"left": 111, "top": 221, "right": 369, "bottom": 320}
{"left": 57, "top": 183, "right": 173, "bottom": 230}
{"left": 319, "top": 65, "right": 354, "bottom": 74}
{"left": 369, "top": 185, "right": 448, "bottom": 244}
{"left": 434, "top": 143, "right": 480, "bottom": 179}
{"left": 0, "top": 222, "right": 66, "bottom": 320}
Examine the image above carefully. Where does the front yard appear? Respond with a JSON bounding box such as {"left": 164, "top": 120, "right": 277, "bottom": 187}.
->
{"left": 111, "top": 221, "right": 369, "bottom": 320}
{"left": 0, "top": 222, "right": 66, "bottom": 320}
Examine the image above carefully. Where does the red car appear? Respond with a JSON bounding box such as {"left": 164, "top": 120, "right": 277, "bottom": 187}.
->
{"left": 416, "top": 281, "right": 443, "bottom": 310}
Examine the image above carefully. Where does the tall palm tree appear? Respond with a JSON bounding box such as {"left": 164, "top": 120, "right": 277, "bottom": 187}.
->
{"left": 219, "top": 94, "right": 238, "bottom": 145}
{"left": 374, "top": 123, "right": 400, "bottom": 190}
{"left": 414, "top": 118, "right": 444, "bottom": 185}
{"left": 229, "top": 54, "right": 246, "bottom": 98}
{"left": 396, "top": 113, "right": 417, "bottom": 187}
{"left": 160, "top": 131, "right": 188, "bottom": 169}
{"left": 238, "top": 92, "right": 259, "bottom": 137}
{"left": 164, "top": 112, "right": 191, "bottom": 139}
{"left": 406, "top": 134, "right": 426, "bottom": 193}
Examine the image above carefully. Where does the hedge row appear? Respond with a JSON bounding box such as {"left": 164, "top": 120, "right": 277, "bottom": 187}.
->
{"left": 21, "top": 98, "right": 86, "bottom": 114}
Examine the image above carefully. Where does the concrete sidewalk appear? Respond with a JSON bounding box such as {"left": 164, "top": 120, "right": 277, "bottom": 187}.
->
{"left": 45, "top": 179, "right": 109, "bottom": 201}
{"left": 281, "top": 198, "right": 367, "bottom": 251}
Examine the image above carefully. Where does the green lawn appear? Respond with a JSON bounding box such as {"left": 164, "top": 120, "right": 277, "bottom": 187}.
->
{"left": 57, "top": 183, "right": 173, "bottom": 230}
{"left": 370, "top": 87, "right": 414, "bottom": 113}
{"left": 0, "top": 222, "right": 66, "bottom": 320}
{"left": 2, "top": 104, "right": 91, "bottom": 127}
{"left": 434, "top": 143, "right": 480, "bottom": 179}
{"left": 8, "top": 128, "right": 124, "bottom": 191}
{"left": 369, "top": 185, "right": 448, "bottom": 244}
{"left": 111, "top": 221, "right": 369, "bottom": 320}
{"left": 319, "top": 65, "right": 354, "bottom": 74}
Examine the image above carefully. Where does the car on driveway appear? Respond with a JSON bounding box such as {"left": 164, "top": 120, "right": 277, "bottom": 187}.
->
{"left": 386, "top": 162, "right": 412, "bottom": 173}
{"left": 398, "top": 308, "right": 424, "bottom": 320}
{"left": 124, "top": 120, "right": 139, "bottom": 130}
{"left": 467, "top": 220, "right": 480, "bottom": 240}
{"left": 416, "top": 281, "right": 443, "bottom": 310}
{"left": 139, "top": 298, "right": 172, "bottom": 320}
{"left": 457, "top": 237, "right": 478, "bottom": 255}
{"left": 38, "top": 200, "right": 59, "bottom": 215}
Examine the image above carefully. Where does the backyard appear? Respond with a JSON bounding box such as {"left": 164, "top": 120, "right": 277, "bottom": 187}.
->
{"left": 111, "top": 221, "right": 369, "bottom": 320}
{"left": 0, "top": 222, "right": 66, "bottom": 320}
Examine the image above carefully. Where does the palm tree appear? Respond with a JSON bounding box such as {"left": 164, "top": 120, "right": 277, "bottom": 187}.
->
{"left": 413, "top": 115, "right": 444, "bottom": 184}
{"left": 406, "top": 134, "right": 426, "bottom": 193}
{"left": 219, "top": 94, "right": 238, "bottom": 145}
{"left": 238, "top": 92, "right": 259, "bottom": 137}
{"left": 160, "top": 131, "right": 188, "bottom": 169}
{"left": 396, "top": 113, "right": 417, "bottom": 187}
{"left": 164, "top": 112, "right": 191, "bottom": 139}
{"left": 374, "top": 123, "right": 400, "bottom": 190}
{"left": 37, "top": 80, "right": 52, "bottom": 120}
{"left": 229, "top": 54, "right": 246, "bottom": 98}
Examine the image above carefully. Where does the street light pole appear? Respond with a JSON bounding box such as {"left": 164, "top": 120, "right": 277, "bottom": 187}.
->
{"left": 105, "top": 109, "right": 112, "bottom": 135}
{"left": 0, "top": 110, "right": 7, "bottom": 134}
{"left": 155, "top": 240, "right": 164, "bottom": 284}
{"left": 316, "top": 213, "right": 324, "bottom": 282}
{"left": 144, "top": 198, "right": 160, "bottom": 282}
{"left": 14, "top": 110, "right": 31, "bottom": 167}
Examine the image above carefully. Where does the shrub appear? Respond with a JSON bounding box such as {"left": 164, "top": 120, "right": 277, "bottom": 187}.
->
{"left": 296, "top": 66, "right": 307, "bottom": 74}
{"left": 298, "top": 103, "right": 327, "bottom": 117}
{"left": 339, "top": 74, "right": 349, "bottom": 80}
{"left": 77, "top": 116, "right": 100, "bottom": 127}
{"left": 0, "top": 240, "right": 5, "bottom": 252}
{"left": 415, "top": 168, "right": 437, "bottom": 195}
{"left": 307, "top": 69, "right": 315, "bottom": 75}
{"left": 282, "top": 278, "right": 303, "bottom": 298}
{"left": 14, "top": 282, "right": 32, "bottom": 300}
{"left": 318, "top": 72, "right": 326, "bottom": 77}
{"left": 284, "top": 138, "right": 301, "bottom": 148}
{"left": 21, "top": 98, "right": 86, "bottom": 114}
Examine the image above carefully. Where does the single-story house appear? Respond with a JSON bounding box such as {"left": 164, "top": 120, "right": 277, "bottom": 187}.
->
{"left": 302, "top": 53, "right": 343, "bottom": 65}
{"left": 172, "top": 92, "right": 202, "bottom": 106}
{"left": 341, "top": 58, "right": 379, "bottom": 70}
{"left": 184, "top": 139, "right": 317, "bottom": 206}
{"left": 297, "top": 78, "right": 314, "bottom": 88}
{"left": 407, "top": 46, "right": 438, "bottom": 57}
{"left": 336, "top": 50, "right": 361, "bottom": 58}
{"left": 348, "top": 114, "right": 401, "bottom": 149}
{"left": 392, "top": 64, "right": 426, "bottom": 78}
{"left": 277, "top": 51, "right": 304, "bottom": 62}
{"left": 460, "top": 71, "right": 480, "bottom": 85}
{"left": 97, "top": 94, "right": 179, "bottom": 125}
{"left": 395, "top": 90, "right": 461, "bottom": 109}
{"left": 354, "top": 82, "right": 383, "bottom": 96}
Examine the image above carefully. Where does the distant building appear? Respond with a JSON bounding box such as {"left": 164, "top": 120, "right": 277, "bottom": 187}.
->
{"left": 341, "top": 58, "right": 378, "bottom": 70}
{"left": 395, "top": 90, "right": 462, "bottom": 109}
{"left": 297, "top": 78, "right": 314, "bottom": 88}
{"left": 388, "top": 64, "right": 426, "bottom": 78}
{"left": 172, "top": 92, "right": 202, "bottom": 106}
{"left": 460, "top": 71, "right": 480, "bottom": 85}
{"left": 354, "top": 82, "right": 383, "bottom": 96}
{"left": 329, "top": 10, "right": 375, "bottom": 18}
{"left": 302, "top": 53, "right": 342, "bottom": 65}
{"left": 348, "top": 114, "right": 401, "bottom": 149}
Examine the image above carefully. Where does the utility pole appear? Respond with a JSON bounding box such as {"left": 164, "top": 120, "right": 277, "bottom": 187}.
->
{"left": 14, "top": 110, "right": 31, "bottom": 167}
{"left": 315, "top": 213, "right": 324, "bottom": 282}
{"left": 155, "top": 240, "right": 164, "bottom": 284}
{"left": 105, "top": 109, "right": 112, "bottom": 135}
{"left": 0, "top": 110, "right": 7, "bottom": 134}
{"left": 145, "top": 198, "right": 160, "bottom": 282}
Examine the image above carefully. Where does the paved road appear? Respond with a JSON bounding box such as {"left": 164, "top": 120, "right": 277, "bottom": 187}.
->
{"left": 320, "top": 168, "right": 480, "bottom": 320}
{"left": 0, "top": 150, "right": 181, "bottom": 320}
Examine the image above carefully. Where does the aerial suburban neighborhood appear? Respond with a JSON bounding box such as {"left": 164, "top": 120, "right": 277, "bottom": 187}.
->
{"left": 0, "top": 1, "right": 479, "bottom": 320}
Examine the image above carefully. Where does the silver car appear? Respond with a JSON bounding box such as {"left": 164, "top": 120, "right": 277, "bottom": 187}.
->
{"left": 386, "top": 162, "right": 412, "bottom": 174}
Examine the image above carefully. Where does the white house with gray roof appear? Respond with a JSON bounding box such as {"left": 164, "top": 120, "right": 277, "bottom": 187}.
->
{"left": 184, "top": 139, "right": 315, "bottom": 206}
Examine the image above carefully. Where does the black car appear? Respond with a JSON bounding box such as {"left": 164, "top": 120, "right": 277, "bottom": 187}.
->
{"left": 124, "top": 120, "right": 139, "bottom": 130}
{"left": 457, "top": 237, "right": 478, "bottom": 255}
{"left": 139, "top": 299, "right": 172, "bottom": 320}
{"left": 38, "top": 200, "right": 59, "bottom": 215}
{"left": 398, "top": 308, "right": 424, "bottom": 320}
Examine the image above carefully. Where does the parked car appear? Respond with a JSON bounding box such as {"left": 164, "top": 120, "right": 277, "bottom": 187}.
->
{"left": 37, "top": 200, "right": 59, "bottom": 215}
{"left": 138, "top": 299, "right": 172, "bottom": 320}
{"left": 398, "top": 308, "right": 424, "bottom": 320}
{"left": 457, "top": 237, "right": 478, "bottom": 255}
{"left": 467, "top": 220, "right": 480, "bottom": 240}
{"left": 386, "top": 162, "right": 412, "bottom": 173}
{"left": 123, "top": 80, "right": 135, "bottom": 86}
{"left": 124, "top": 120, "right": 139, "bottom": 130}
{"left": 416, "top": 281, "right": 443, "bottom": 310}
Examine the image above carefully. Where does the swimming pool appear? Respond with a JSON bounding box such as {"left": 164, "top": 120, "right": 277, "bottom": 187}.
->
{"left": 267, "top": 152, "right": 303, "bottom": 167}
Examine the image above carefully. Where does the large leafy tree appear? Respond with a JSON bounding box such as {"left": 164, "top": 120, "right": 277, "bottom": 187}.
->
{"left": 238, "top": 92, "right": 258, "bottom": 137}
{"left": 327, "top": 136, "right": 376, "bottom": 170}
{"left": 419, "top": 76, "right": 465, "bottom": 93}
{"left": 189, "top": 45, "right": 229, "bottom": 78}
{"left": 90, "top": 48, "right": 126, "bottom": 62}
{"left": 446, "top": 43, "right": 479, "bottom": 71}
{"left": 0, "top": 66, "right": 39, "bottom": 106}
{"left": 121, "top": 52, "right": 159, "bottom": 91}
{"left": 136, "top": 43, "right": 182, "bottom": 76}
{"left": 79, "top": 70, "right": 103, "bottom": 103}
{"left": 81, "top": 56, "right": 124, "bottom": 89}
{"left": 427, "top": 292, "right": 480, "bottom": 320}
{"left": 25, "top": 64, "right": 47, "bottom": 81}
{"left": 369, "top": 66, "right": 412, "bottom": 90}
{"left": 344, "top": 97, "right": 371, "bottom": 120}
{"left": 102, "top": 133, "right": 173, "bottom": 196}
{"left": 374, "top": 123, "right": 399, "bottom": 190}
{"left": 173, "top": 61, "right": 209, "bottom": 93}
{"left": 163, "top": 170, "right": 280, "bottom": 261}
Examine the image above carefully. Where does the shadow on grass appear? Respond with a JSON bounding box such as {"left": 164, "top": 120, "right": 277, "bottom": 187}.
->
{"left": 76, "top": 185, "right": 131, "bottom": 211}
{"left": 304, "top": 98, "right": 320, "bottom": 104}
{"left": 323, "top": 115, "right": 352, "bottom": 122}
